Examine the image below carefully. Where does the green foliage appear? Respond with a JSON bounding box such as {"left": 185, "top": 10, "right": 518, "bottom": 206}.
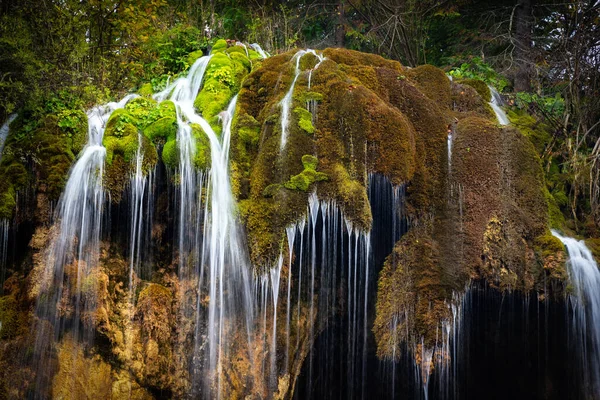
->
{"left": 143, "top": 25, "right": 207, "bottom": 75}
{"left": 514, "top": 92, "right": 565, "bottom": 120}
{"left": 449, "top": 57, "right": 510, "bottom": 92}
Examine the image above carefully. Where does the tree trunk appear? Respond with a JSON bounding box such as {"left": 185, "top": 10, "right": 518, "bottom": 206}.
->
{"left": 335, "top": 0, "right": 345, "bottom": 47}
{"left": 514, "top": 0, "right": 533, "bottom": 92}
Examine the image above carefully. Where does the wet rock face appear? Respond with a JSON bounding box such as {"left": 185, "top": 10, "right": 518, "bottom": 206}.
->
{"left": 0, "top": 44, "right": 568, "bottom": 399}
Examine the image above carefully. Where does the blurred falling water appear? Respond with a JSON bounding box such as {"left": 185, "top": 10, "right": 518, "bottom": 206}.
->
{"left": 30, "top": 94, "right": 137, "bottom": 398}
{"left": 280, "top": 49, "right": 324, "bottom": 151}
{"left": 488, "top": 86, "right": 510, "bottom": 125}
{"left": 552, "top": 231, "right": 600, "bottom": 398}
{"left": 0, "top": 114, "right": 16, "bottom": 164}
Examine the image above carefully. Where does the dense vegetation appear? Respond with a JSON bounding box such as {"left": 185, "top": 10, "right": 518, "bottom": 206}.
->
{"left": 0, "top": 0, "right": 598, "bottom": 237}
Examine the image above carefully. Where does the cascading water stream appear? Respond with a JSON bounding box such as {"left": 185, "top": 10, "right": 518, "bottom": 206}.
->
{"left": 280, "top": 49, "right": 324, "bottom": 151}
{"left": 250, "top": 43, "right": 269, "bottom": 59}
{"left": 155, "top": 55, "right": 255, "bottom": 396}
{"left": 30, "top": 93, "right": 137, "bottom": 397}
{"left": 552, "top": 230, "right": 600, "bottom": 397}
{"left": 488, "top": 85, "right": 510, "bottom": 125}
{"left": 0, "top": 113, "right": 16, "bottom": 164}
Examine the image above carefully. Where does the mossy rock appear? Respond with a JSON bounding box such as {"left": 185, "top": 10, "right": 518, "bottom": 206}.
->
{"left": 144, "top": 116, "right": 177, "bottom": 143}
{"left": 293, "top": 107, "right": 314, "bottom": 134}
{"left": 374, "top": 226, "right": 453, "bottom": 360}
{"left": 230, "top": 51, "right": 251, "bottom": 70}
{"left": 322, "top": 48, "right": 403, "bottom": 71}
{"left": 103, "top": 117, "right": 158, "bottom": 202}
{"left": 406, "top": 65, "right": 452, "bottom": 107}
{"left": 195, "top": 51, "right": 251, "bottom": 132}
{"left": 138, "top": 82, "right": 154, "bottom": 97}
{"left": 236, "top": 113, "right": 261, "bottom": 146}
{"left": 191, "top": 123, "right": 211, "bottom": 170}
{"left": 106, "top": 108, "right": 139, "bottom": 135}
{"left": 302, "top": 154, "right": 318, "bottom": 170}
{"left": 459, "top": 79, "right": 491, "bottom": 102}
{"left": 451, "top": 82, "right": 495, "bottom": 119}
{"left": 211, "top": 39, "right": 228, "bottom": 53}
{"left": 0, "top": 295, "right": 23, "bottom": 339}
{"left": 507, "top": 109, "right": 552, "bottom": 154}
{"left": 187, "top": 49, "right": 204, "bottom": 67}
{"left": 534, "top": 233, "right": 565, "bottom": 258}
{"left": 161, "top": 138, "right": 178, "bottom": 169}
{"left": 545, "top": 188, "right": 565, "bottom": 229}
{"left": 103, "top": 122, "right": 138, "bottom": 165}
{"left": 298, "top": 51, "right": 320, "bottom": 70}
{"left": 283, "top": 170, "right": 328, "bottom": 191}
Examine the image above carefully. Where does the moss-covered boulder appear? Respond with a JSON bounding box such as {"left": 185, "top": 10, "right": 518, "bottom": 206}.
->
{"left": 195, "top": 44, "right": 253, "bottom": 133}
{"left": 102, "top": 108, "right": 158, "bottom": 202}
{"left": 233, "top": 48, "right": 439, "bottom": 266}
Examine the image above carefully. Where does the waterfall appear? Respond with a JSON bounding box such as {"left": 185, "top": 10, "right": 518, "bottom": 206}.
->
{"left": 156, "top": 55, "right": 256, "bottom": 396}
{"left": 447, "top": 131, "right": 453, "bottom": 171}
{"left": 552, "top": 230, "right": 600, "bottom": 396}
{"left": 488, "top": 86, "right": 510, "bottom": 125}
{"left": 0, "top": 113, "right": 16, "bottom": 164}
{"left": 250, "top": 43, "right": 269, "bottom": 59}
{"left": 31, "top": 93, "right": 136, "bottom": 397}
{"left": 128, "top": 132, "right": 151, "bottom": 288}
{"left": 279, "top": 49, "right": 324, "bottom": 151}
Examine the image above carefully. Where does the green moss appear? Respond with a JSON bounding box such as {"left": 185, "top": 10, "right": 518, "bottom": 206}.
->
{"left": 262, "top": 183, "right": 282, "bottom": 198}
{"left": 195, "top": 51, "right": 251, "bottom": 132}
{"left": 459, "top": 78, "right": 491, "bottom": 102}
{"left": 191, "top": 123, "right": 211, "bottom": 170}
{"left": 195, "top": 85, "right": 232, "bottom": 123}
{"left": 138, "top": 82, "right": 154, "bottom": 97}
{"left": 106, "top": 108, "right": 138, "bottom": 134}
{"left": 211, "top": 39, "right": 228, "bottom": 53}
{"left": 236, "top": 114, "right": 260, "bottom": 146}
{"left": 534, "top": 233, "right": 565, "bottom": 258}
{"left": 162, "top": 139, "right": 178, "bottom": 169}
{"left": 0, "top": 186, "right": 18, "bottom": 219}
{"left": 230, "top": 51, "right": 251, "bottom": 70}
{"left": 294, "top": 107, "right": 314, "bottom": 134}
{"left": 299, "top": 51, "right": 319, "bottom": 70}
{"left": 187, "top": 49, "right": 204, "bottom": 67}
{"left": 283, "top": 155, "right": 328, "bottom": 191}
{"left": 293, "top": 91, "right": 323, "bottom": 104}
{"left": 144, "top": 116, "right": 177, "bottom": 142}
{"left": 406, "top": 65, "right": 452, "bottom": 107}
{"left": 284, "top": 173, "right": 311, "bottom": 191}
{"left": 545, "top": 188, "right": 565, "bottom": 229}
{"left": 103, "top": 123, "right": 138, "bottom": 165}
{"left": 103, "top": 109, "right": 158, "bottom": 201}
{"left": 302, "top": 154, "right": 318, "bottom": 170}
{"left": 507, "top": 109, "right": 552, "bottom": 154}
{"left": 125, "top": 97, "right": 158, "bottom": 127}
